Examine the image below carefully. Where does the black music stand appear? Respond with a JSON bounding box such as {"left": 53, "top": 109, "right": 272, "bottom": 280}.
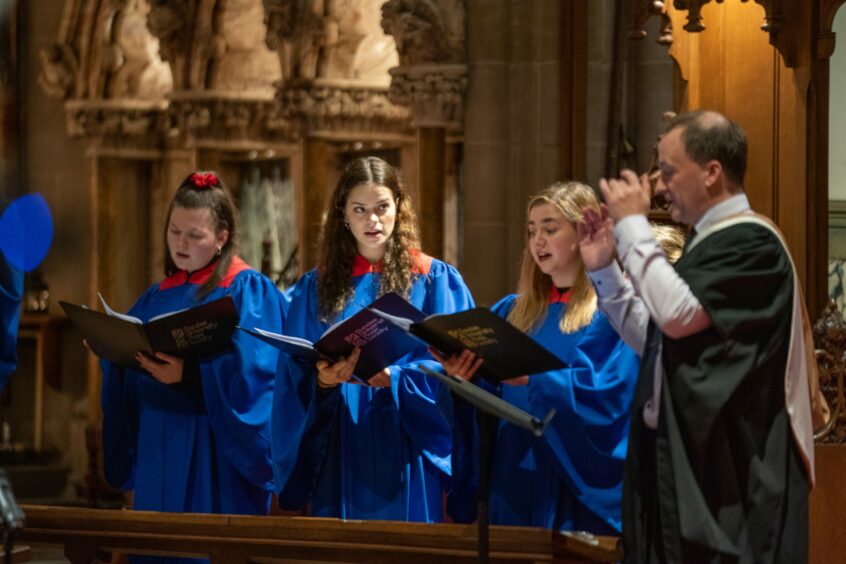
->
{"left": 421, "top": 367, "right": 555, "bottom": 564}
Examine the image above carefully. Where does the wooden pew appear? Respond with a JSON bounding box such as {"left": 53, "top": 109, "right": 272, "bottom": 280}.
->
{"left": 16, "top": 504, "right": 622, "bottom": 563}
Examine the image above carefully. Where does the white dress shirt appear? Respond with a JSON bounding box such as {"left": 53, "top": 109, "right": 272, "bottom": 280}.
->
{"left": 588, "top": 194, "right": 752, "bottom": 428}
{"left": 588, "top": 193, "right": 752, "bottom": 353}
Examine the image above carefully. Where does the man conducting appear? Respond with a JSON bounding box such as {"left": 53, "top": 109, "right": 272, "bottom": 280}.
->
{"left": 578, "top": 110, "right": 828, "bottom": 563}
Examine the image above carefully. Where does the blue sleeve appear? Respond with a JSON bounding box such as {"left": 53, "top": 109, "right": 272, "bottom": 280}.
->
{"left": 0, "top": 259, "right": 22, "bottom": 389}
{"left": 447, "top": 294, "right": 514, "bottom": 523}
{"left": 393, "top": 261, "right": 476, "bottom": 478}
{"left": 527, "top": 313, "right": 639, "bottom": 531}
{"left": 200, "top": 271, "right": 287, "bottom": 491}
{"left": 100, "top": 358, "right": 139, "bottom": 490}
{"left": 271, "top": 271, "right": 326, "bottom": 501}
{"left": 99, "top": 287, "right": 159, "bottom": 491}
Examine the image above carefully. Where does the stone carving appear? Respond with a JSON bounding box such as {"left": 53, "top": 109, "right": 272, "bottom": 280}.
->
{"left": 263, "top": 0, "right": 325, "bottom": 81}
{"left": 277, "top": 80, "right": 410, "bottom": 137}
{"left": 387, "top": 63, "right": 465, "bottom": 128}
{"left": 64, "top": 100, "right": 168, "bottom": 145}
{"left": 147, "top": 0, "right": 196, "bottom": 89}
{"left": 209, "top": 0, "right": 281, "bottom": 92}
{"left": 319, "top": 0, "right": 397, "bottom": 85}
{"left": 814, "top": 300, "right": 846, "bottom": 443}
{"left": 381, "top": 0, "right": 464, "bottom": 65}
{"left": 168, "top": 94, "right": 284, "bottom": 143}
{"left": 110, "top": 0, "right": 173, "bottom": 99}
{"left": 38, "top": 43, "right": 79, "bottom": 99}
{"left": 380, "top": 0, "right": 466, "bottom": 128}
{"left": 44, "top": 0, "right": 410, "bottom": 143}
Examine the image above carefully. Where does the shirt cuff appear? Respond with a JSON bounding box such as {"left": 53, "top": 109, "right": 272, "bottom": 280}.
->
{"left": 588, "top": 262, "right": 628, "bottom": 298}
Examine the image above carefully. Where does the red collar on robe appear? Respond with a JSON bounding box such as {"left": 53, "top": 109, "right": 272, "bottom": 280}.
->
{"left": 350, "top": 250, "right": 433, "bottom": 277}
{"left": 549, "top": 285, "right": 572, "bottom": 304}
{"left": 159, "top": 256, "right": 251, "bottom": 290}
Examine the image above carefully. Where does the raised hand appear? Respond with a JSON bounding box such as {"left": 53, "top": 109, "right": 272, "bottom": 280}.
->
{"left": 316, "top": 347, "right": 361, "bottom": 389}
{"left": 578, "top": 204, "right": 616, "bottom": 271}
{"left": 598, "top": 169, "right": 651, "bottom": 221}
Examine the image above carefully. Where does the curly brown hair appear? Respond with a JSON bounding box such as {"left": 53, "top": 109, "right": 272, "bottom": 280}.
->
{"left": 317, "top": 157, "right": 422, "bottom": 321}
{"left": 163, "top": 171, "right": 239, "bottom": 301}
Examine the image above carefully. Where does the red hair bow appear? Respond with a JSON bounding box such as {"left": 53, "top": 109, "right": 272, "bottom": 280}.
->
{"left": 190, "top": 172, "right": 218, "bottom": 188}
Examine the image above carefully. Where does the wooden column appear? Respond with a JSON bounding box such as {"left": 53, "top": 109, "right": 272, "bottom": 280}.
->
{"left": 417, "top": 127, "right": 446, "bottom": 257}
{"left": 300, "top": 137, "right": 331, "bottom": 270}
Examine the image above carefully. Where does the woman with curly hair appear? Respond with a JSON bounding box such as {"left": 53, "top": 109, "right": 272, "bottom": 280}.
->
{"left": 272, "top": 156, "right": 474, "bottom": 522}
{"left": 436, "top": 182, "right": 639, "bottom": 534}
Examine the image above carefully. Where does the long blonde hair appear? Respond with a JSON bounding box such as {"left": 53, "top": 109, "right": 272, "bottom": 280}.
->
{"left": 508, "top": 181, "right": 599, "bottom": 334}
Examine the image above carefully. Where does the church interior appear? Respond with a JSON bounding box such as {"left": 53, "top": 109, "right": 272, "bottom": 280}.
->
{"left": 2, "top": 0, "right": 846, "bottom": 562}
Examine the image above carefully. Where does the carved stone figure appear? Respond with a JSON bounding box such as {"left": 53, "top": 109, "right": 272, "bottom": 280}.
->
{"left": 110, "top": 0, "right": 173, "bottom": 99}
{"left": 320, "top": 0, "right": 397, "bottom": 85}
{"left": 211, "top": 0, "right": 281, "bottom": 91}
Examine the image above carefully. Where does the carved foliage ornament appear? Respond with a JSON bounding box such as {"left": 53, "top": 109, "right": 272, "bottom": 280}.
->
{"left": 168, "top": 96, "right": 284, "bottom": 143}
{"left": 64, "top": 101, "right": 168, "bottom": 144}
{"left": 387, "top": 64, "right": 465, "bottom": 128}
{"left": 277, "top": 81, "right": 411, "bottom": 137}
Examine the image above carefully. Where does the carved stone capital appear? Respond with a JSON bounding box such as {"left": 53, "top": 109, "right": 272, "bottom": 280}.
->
{"left": 64, "top": 100, "right": 168, "bottom": 147}
{"left": 168, "top": 91, "right": 287, "bottom": 144}
{"left": 277, "top": 79, "right": 412, "bottom": 138}
{"left": 386, "top": 64, "right": 466, "bottom": 128}
{"left": 381, "top": 0, "right": 465, "bottom": 66}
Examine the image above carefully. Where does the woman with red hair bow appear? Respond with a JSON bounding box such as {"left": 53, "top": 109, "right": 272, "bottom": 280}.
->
{"left": 94, "top": 172, "right": 288, "bottom": 562}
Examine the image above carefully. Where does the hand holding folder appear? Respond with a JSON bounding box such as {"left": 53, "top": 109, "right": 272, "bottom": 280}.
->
{"left": 370, "top": 296, "right": 567, "bottom": 383}
{"left": 61, "top": 294, "right": 239, "bottom": 370}
{"left": 238, "top": 292, "right": 423, "bottom": 382}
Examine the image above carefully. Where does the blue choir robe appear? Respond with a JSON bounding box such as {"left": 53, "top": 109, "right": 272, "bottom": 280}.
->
{"left": 100, "top": 257, "right": 289, "bottom": 524}
{"left": 273, "top": 253, "right": 474, "bottom": 522}
{"left": 0, "top": 258, "right": 22, "bottom": 390}
{"left": 449, "top": 289, "right": 639, "bottom": 534}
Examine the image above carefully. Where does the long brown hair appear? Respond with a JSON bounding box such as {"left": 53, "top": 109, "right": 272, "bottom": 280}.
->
{"left": 508, "top": 181, "right": 599, "bottom": 334}
{"left": 317, "top": 157, "right": 421, "bottom": 320}
{"left": 163, "top": 171, "right": 239, "bottom": 301}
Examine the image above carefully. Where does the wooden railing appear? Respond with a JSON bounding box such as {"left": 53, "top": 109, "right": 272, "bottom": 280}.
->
{"left": 15, "top": 504, "right": 622, "bottom": 563}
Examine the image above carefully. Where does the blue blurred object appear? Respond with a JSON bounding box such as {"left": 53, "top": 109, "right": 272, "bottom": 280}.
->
{"left": 0, "top": 193, "right": 53, "bottom": 272}
{"left": 0, "top": 257, "right": 21, "bottom": 390}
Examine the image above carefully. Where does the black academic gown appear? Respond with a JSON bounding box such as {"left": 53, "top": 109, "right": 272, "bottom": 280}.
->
{"left": 623, "top": 222, "right": 809, "bottom": 564}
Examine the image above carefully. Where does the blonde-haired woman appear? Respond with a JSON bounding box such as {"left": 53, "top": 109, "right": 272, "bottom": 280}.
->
{"left": 436, "top": 181, "right": 639, "bottom": 534}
